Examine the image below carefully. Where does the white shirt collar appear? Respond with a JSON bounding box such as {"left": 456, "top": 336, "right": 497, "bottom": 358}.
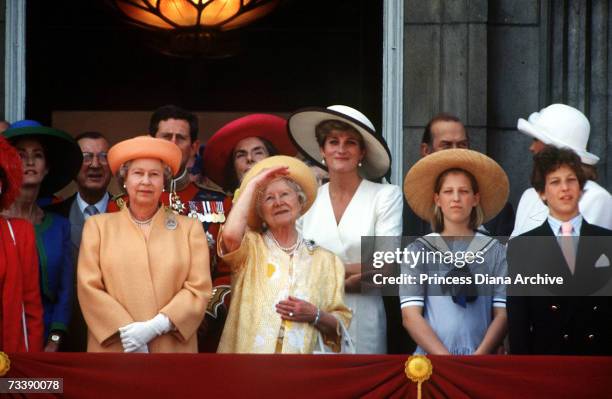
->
{"left": 547, "top": 213, "right": 583, "bottom": 237}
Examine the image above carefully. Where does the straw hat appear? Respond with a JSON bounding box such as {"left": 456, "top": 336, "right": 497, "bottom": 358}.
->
{"left": 203, "top": 114, "right": 297, "bottom": 189}
{"left": 3, "top": 121, "right": 82, "bottom": 197}
{"left": 235, "top": 155, "right": 317, "bottom": 230}
{"left": 287, "top": 105, "right": 392, "bottom": 180}
{"left": 403, "top": 149, "right": 509, "bottom": 223}
{"left": 108, "top": 136, "right": 182, "bottom": 175}
{"left": 517, "top": 103, "right": 599, "bottom": 165}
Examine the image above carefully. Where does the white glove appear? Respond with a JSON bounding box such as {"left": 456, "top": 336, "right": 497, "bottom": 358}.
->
{"left": 119, "top": 313, "right": 173, "bottom": 353}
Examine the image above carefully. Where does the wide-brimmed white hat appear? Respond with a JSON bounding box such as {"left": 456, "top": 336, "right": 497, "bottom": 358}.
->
{"left": 287, "top": 105, "right": 392, "bottom": 180}
{"left": 516, "top": 103, "right": 599, "bottom": 165}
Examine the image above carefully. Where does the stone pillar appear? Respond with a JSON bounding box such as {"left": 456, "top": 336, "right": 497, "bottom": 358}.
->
{"left": 403, "top": 0, "right": 489, "bottom": 173}
{"left": 404, "top": 0, "right": 611, "bottom": 206}
{"left": 487, "top": 0, "right": 542, "bottom": 206}
{"left": 488, "top": 0, "right": 612, "bottom": 202}
{"left": 545, "top": 0, "right": 611, "bottom": 188}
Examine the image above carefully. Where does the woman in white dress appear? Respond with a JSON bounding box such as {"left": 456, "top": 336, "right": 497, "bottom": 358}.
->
{"left": 288, "top": 105, "right": 403, "bottom": 353}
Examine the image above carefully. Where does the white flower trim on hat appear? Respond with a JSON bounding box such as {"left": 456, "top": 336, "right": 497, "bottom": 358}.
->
{"left": 516, "top": 103, "right": 599, "bottom": 165}
{"left": 288, "top": 105, "right": 391, "bottom": 180}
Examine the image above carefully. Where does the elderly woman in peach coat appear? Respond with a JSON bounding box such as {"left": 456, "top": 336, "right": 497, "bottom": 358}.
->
{"left": 78, "top": 137, "right": 211, "bottom": 353}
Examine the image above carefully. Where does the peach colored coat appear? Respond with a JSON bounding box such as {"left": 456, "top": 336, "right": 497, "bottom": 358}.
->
{"left": 77, "top": 207, "right": 211, "bottom": 352}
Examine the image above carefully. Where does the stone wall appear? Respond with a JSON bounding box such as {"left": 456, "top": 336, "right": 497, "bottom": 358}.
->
{"left": 404, "top": 0, "right": 611, "bottom": 207}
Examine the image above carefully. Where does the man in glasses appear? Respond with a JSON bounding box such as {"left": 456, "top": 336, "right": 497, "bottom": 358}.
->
{"left": 47, "top": 131, "right": 111, "bottom": 236}
{"left": 74, "top": 132, "right": 112, "bottom": 215}
{"left": 45, "top": 131, "right": 111, "bottom": 352}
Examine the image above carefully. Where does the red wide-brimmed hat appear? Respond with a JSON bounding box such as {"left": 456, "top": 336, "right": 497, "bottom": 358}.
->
{"left": 203, "top": 114, "right": 296, "bottom": 190}
{"left": 0, "top": 135, "right": 23, "bottom": 210}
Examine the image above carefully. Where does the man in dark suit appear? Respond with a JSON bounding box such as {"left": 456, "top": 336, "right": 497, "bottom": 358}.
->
{"left": 47, "top": 131, "right": 112, "bottom": 248}
{"left": 45, "top": 131, "right": 112, "bottom": 351}
{"left": 403, "top": 113, "right": 515, "bottom": 240}
{"left": 507, "top": 146, "right": 612, "bottom": 355}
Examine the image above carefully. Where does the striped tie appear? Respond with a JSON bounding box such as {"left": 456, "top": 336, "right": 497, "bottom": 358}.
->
{"left": 84, "top": 205, "right": 99, "bottom": 218}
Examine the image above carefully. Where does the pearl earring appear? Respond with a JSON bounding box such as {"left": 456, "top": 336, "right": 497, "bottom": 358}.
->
{"left": 321, "top": 158, "right": 326, "bottom": 165}
{"left": 358, "top": 162, "right": 363, "bottom": 167}
{"left": 123, "top": 184, "right": 126, "bottom": 189}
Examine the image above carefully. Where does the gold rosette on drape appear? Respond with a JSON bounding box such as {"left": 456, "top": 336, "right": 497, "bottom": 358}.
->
{"left": 0, "top": 352, "right": 10, "bottom": 376}
{"left": 405, "top": 355, "right": 432, "bottom": 399}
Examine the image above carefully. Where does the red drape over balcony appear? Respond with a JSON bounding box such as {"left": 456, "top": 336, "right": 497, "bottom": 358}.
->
{"left": 3, "top": 353, "right": 612, "bottom": 398}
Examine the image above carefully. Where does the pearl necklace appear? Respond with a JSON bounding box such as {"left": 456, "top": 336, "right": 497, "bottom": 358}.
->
{"left": 128, "top": 210, "right": 154, "bottom": 226}
{"left": 266, "top": 231, "right": 302, "bottom": 254}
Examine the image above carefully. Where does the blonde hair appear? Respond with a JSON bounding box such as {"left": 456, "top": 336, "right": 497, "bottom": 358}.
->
{"left": 430, "top": 168, "right": 484, "bottom": 233}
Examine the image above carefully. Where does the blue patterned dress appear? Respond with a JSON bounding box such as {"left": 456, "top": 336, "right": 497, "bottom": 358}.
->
{"left": 35, "top": 212, "right": 74, "bottom": 340}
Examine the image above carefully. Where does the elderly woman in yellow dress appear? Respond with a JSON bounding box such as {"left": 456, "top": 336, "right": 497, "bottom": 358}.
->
{"left": 77, "top": 136, "right": 211, "bottom": 353}
{"left": 217, "top": 155, "right": 351, "bottom": 353}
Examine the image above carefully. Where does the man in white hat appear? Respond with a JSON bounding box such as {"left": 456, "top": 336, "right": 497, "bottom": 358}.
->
{"left": 511, "top": 104, "right": 612, "bottom": 236}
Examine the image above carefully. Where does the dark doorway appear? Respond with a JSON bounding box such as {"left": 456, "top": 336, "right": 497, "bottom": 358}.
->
{"left": 26, "top": 0, "right": 383, "bottom": 129}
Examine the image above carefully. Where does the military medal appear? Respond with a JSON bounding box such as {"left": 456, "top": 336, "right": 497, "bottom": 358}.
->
{"left": 193, "top": 201, "right": 206, "bottom": 222}
{"left": 168, "top": 180, "right": 186, "bottom": 215}
{"left": 210, "top": 201, "right": 220, "bottom": 223}
{"left": 204, "top": 201, "right": 214, "bottom": 223}
{"left": 187, "top": 201, "right": 199, "bottom": 219}
{"left": 217, "top": 201, "right": 226, "bottom": 223}
{"left": 169, "top": 192, "right": 186, "bottom": 215}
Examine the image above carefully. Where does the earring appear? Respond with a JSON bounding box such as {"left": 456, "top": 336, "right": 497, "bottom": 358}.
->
{"left": 358, "top": 162, "right": 363, "bottom": 167}
{"left": 321, "top": 158, "right": 326, "bottom": 165}
{"left": 123, "top": 184, "right": 126, "bottom": 189}
{"left": 162, "top": 188, "right": 165, "bottom": 192}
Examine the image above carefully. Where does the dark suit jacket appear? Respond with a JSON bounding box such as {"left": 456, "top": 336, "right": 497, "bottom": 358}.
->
{"left": 43, "top": 193, "right": 108, "bottom": 352}
{"left": 402, "top": 200, "right": 515, "bottom": 241}
{"left": 507, "top": 220, "right": 612, "bottom": 355}
{"left": 45, "top": 193, "right": 111, "bottom": 251}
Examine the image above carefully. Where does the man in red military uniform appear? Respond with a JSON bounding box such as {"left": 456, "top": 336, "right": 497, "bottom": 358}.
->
{"left": 109, "top": 105, "right": 204, "bottom": 212}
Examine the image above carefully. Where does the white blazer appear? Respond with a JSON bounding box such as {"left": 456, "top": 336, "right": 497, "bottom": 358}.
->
{"left": 300, "top": 180, "right": 403, "bottom": 354}
{"left": 512, "top": 180, "right": 612, "bottom": 237}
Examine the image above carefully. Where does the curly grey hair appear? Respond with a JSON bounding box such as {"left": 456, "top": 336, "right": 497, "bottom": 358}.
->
{"left": 255, "top": 177, "right": 307, "bottom": 223}
{"left": 116, "top": 160, "right": 173, "bottom": 188}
